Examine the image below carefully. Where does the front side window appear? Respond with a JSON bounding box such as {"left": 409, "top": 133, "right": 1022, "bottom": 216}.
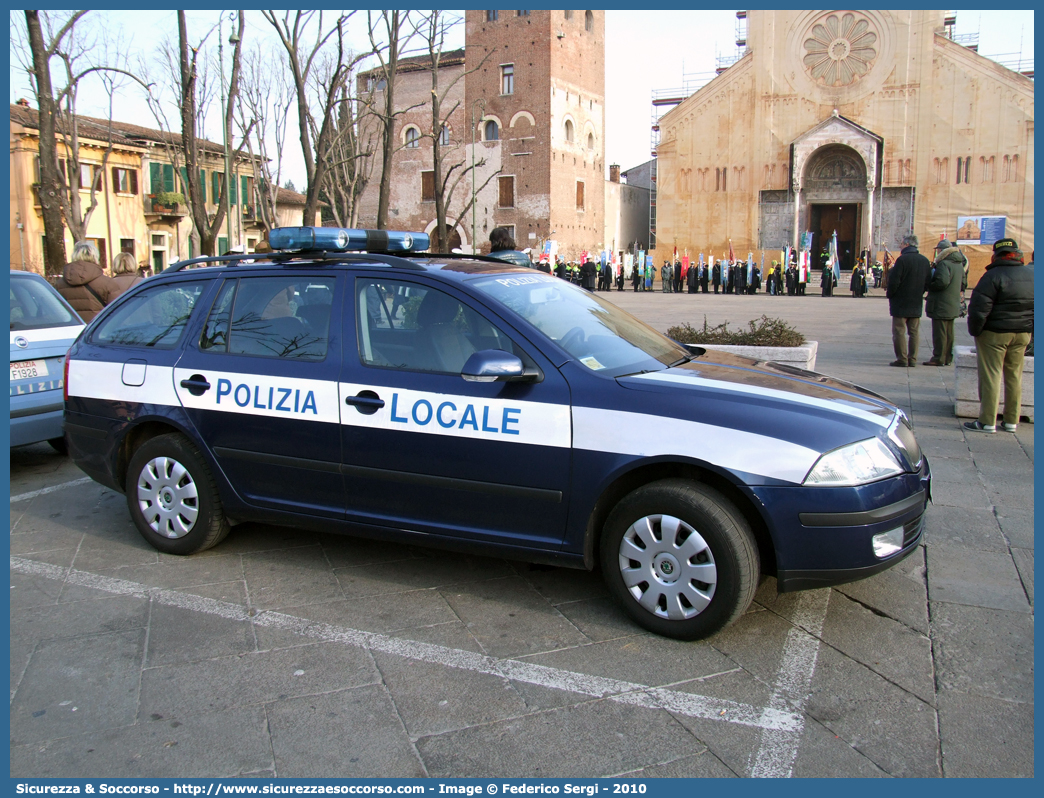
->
{"left": 9, "top": 275, "right": 80, "bottom": 331}
{"left": 472, "top": 273, "right": 687, "bottom": 376}
{"left": 357, "top": 279, "right": 520, "bottom": 375}
{"left": 200, "top": 276, "right": 334, "bottom": 360}
{"left": 93, "top": 281, "right": 206, "bottom": 349}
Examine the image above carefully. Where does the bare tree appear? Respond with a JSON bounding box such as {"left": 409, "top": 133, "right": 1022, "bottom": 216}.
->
{"left": 263, "top": 11, "right": 368, "bottom": 226}
{"left": 237, "top": 43, "right": 293, "bottom": 233}
{"left": 414, "top": 12, "right": 500, "bottom": 252}
{"left": 366, "top": 10, "right": 416, "bottom": 230}
{"left": 319, "top": 77, "right": 378, "bottom": 228}
{"left": 145, "top": 11, "right": 248, "bottom": 256}
{"left": 18, "top": 11, "right": 149, "bottom": 274}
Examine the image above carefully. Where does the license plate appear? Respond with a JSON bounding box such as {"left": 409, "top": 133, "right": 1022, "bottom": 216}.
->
{"left": 10, "top": 359, "right": 49, "bottom": 381}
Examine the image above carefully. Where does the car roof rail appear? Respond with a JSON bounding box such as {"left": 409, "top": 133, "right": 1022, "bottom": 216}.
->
{"left": 163, "top": 250, "right": 429, "bottom": 274}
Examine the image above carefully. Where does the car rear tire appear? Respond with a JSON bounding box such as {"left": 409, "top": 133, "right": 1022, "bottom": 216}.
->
{"left": 126, "top": 433, "right": 230, "bottom": 555}
{"left": 600, "top": 479, "right": 759, "bottom": 640}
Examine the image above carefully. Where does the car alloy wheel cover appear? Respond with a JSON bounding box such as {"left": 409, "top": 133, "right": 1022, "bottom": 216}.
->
{"left": 618, "top": 514, "right": 717, "bottom": 620}
{"left": 137, "top": 456, "right": 200, "bottom": 539}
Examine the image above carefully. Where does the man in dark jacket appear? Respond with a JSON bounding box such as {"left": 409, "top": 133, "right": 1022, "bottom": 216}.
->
{"left": 923, "top": 239, "right": 968, "bottom": 365}
{"left": 963, "top": 238, "right": 1034, "bottom": 433}
{"left": 886, "top": 235, "right": 932, "bottom": 366}
{"left": 581, "top": 259, "right": 597, "bottom": 291}
{"left": 487, "top": 227, "right": 533, "bottom": 268}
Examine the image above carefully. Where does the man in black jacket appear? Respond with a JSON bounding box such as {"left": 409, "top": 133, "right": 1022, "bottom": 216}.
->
{"left": 886, "top": 235, "right": 932, "bottom": 366}
{"left": 963, "top": 238, "right": 1034, "bottom": 433}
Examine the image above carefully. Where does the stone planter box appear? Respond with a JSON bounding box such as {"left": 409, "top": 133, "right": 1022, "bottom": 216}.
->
{"left": 683, "top": 341, "right": 818, "bottom": 371}
{"left": 954, "top": 344, "right": 1034, "bottom": 423}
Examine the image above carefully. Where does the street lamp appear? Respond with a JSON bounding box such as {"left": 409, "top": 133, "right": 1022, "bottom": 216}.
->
{"left": 470, "top": 98, "right": 485, "bottom": 255}
{"left": 218, "top": 12, "right": 237, "bottom": 252}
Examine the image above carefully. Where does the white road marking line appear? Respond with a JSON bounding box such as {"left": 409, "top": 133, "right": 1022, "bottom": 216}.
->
{"left": 11, "top": 555, "right": 803, "bottom": 733}
{"left": 10, "top": 477, "right": 93, "bottom": 504}
{"left": 748, "top": 589, "right": 831, "bottom": 778}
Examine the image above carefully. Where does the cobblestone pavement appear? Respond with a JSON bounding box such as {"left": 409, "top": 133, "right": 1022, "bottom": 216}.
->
{"left": 9, "top": 290, "right": 1033, "bottom": 778}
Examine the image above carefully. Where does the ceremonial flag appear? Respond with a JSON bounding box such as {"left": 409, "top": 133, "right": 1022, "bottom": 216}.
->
{"left": 728, "top": 239, "right": 735, "bottom": 264}
{"left": 681, "top": 255, "right": 690, "bottom": 277}
{"left": 830, "top": 231, "right": 840, "bottom": 283}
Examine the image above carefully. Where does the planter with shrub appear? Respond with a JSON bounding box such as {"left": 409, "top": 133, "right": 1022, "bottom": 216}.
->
{"left": 668, "top": 315, "right": 818, "bottom": 370}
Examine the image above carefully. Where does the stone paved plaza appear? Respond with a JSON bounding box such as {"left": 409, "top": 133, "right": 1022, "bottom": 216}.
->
{"left": 9, "top": 288, "right": 1033, "bottom": 778}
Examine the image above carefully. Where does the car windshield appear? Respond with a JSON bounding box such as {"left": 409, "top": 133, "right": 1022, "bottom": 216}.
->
{"left": 471, "top": 272, "right": 689, "bottom": 376}
{"left": 9, "top": 274, "right": 80, "bottom": 331}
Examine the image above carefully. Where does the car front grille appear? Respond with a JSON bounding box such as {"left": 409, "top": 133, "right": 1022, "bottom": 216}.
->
{"left": 903, "top": 512, "right": 925, "bottom": 548}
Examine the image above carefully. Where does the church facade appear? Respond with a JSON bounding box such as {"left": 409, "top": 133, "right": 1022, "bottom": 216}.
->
{"left": 654, "top": 10, "right": 1034, "bottom": 279}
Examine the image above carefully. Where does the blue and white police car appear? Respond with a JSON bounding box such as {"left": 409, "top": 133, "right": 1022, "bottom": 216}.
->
{"left": 64, "top": 227, "right": 930, "bottom": 639}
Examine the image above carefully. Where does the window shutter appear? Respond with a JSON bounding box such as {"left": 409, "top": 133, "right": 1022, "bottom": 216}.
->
{"left": 163, "top": 164, "right": 175, "bottom": 192}
{"left": 230, "top": 173, "right": 238, "bottom": 204}
{"left": 112, "top": 166, "right": 119, "bottom": 190}
{"left": 130, "top": 170, "right": 138, "bottom": 195}
{"left": 499, "top": 176, "right": 514, "bottom": 208}
{"left": 180, "top": 167, "right": 189, "bottom": 196}
{"left": 421, "top": 171, "right": 435, "bottom": 201}
{"left": 218, "top": 237, "right": 228, "bottom": 254}
{"left": 213, "top": 172, "right": 221, "bottom": 202}
{"left": 241, "top": 175, "right": 249, "bottom": 207}
{"left": 200, "top": 169, "right": 207, "bottom": 203}
{"left": 150, "top": 163, "right": 162, "bottom": 194}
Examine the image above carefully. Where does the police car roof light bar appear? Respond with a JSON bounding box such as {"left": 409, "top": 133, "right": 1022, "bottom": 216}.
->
{"left": 268, "top": 227, "right": 430, "bottom": 254}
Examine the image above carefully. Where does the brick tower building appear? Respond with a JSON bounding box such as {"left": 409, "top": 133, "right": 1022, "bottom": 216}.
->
{"left": 465, "top": 10, "right": 605, "bottom": 259}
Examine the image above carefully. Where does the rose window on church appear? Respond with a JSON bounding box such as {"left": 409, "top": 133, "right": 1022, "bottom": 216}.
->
{"left": 803, "top": 13, "right": 878, "bottom": 87}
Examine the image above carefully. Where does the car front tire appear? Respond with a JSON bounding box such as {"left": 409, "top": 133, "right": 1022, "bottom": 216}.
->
{"left": 600, "top": 479, "right": 759, "bottom": 640}
{"left": 126, "top": 433, "right": 230, "bottom": 555}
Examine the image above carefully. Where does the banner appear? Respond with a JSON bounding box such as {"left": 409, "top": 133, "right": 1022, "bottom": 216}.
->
{"left": 956, "top": 215, "right": 1007, "bottom": 246}
{"left": 830, "top": 231, "right": 840, "bottom": 283}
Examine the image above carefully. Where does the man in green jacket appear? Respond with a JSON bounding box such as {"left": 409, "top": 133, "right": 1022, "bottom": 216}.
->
{"left": 923, "top": 239, "right": 968, "bottom": 365}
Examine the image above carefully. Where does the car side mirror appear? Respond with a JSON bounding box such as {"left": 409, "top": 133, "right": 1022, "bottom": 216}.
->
{"left": 461, "top": 350, "right": 540, "bottom": 383}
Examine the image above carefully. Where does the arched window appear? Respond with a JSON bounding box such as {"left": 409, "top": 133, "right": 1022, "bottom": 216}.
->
{"left": 403, "top": 126, "right": 420, "bottom": 148}
{"left": 585, "top": 11, "right": 593, "bottom": 31}
{"left": 587, "top": 132, "right": 594, "bottom": 150}
{"left": 564, "top": 11, "right": 573, "bottom": 20}
{"left": 484, "top": 120, "right": 499, "bottom": 141}
{"left": 440, "top": 126, "right": 450, "bottom": 146}
{"left": 564, "top": 119, "right": 574, "bottom": 142}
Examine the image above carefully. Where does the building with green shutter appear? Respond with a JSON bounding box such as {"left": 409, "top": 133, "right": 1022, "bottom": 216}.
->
{"left": 10, "top": 100, "right": 314, "bottom": 276}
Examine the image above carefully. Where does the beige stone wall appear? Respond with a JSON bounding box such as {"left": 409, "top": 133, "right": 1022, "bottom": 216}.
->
{"left": 655, "top": 9, "right": 1034, "bottom": 278}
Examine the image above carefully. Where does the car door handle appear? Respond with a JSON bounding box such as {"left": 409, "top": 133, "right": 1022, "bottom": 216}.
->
{"left": 180, "top": 375, "right": 211, "bottom": 396}
{"left": 345, "top": 391, "right": 384, "bottom": 414}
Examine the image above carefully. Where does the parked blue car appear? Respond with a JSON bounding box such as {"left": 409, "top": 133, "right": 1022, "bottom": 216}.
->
{"left": 10, "top": 270, "right": 85, "bottom": 451}
{"left": 63, "top": 228, "right": 931, "bottom": 639}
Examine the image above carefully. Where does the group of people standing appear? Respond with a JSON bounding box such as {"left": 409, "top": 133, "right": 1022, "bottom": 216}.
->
{"left": 54, "top": 241, "right": 146, "bottom": 322}
{"left": 886, "top": 233, "right": 1034, "bottom": 434}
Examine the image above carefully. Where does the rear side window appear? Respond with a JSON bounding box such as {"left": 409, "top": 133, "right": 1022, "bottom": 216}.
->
{"left": 92, "top": 281, "right": 205, "bottom": 349}
{"left": 200, "top": 276, "right": 334, "bottom": 361}
{"left": 9, "top": 275, "right": 80, "bottom": 330}
{"left": 357, "top": 278, "right": 520, "bottom": 374}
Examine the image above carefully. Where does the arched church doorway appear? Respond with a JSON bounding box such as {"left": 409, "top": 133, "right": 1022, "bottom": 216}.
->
{"left": 802, "top": 144, "right": 867, "bottom": 271}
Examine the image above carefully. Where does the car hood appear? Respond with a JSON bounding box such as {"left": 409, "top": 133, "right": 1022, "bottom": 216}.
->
{"left": 618, "top": 348, "right": 897, "bottom": 429}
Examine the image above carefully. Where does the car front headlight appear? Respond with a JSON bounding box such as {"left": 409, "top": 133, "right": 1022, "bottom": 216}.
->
{"left": 803, "top": 437, "right": 904, "bottom": 486}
